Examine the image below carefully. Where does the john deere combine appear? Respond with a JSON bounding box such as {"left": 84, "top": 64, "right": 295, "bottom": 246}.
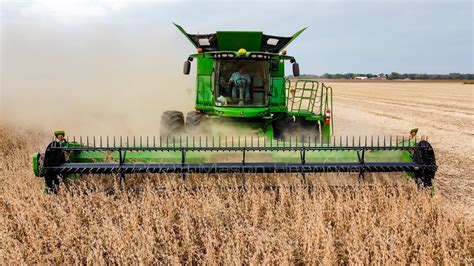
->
{"left": 32, "top": 24, "right": 437, "bottom": 191}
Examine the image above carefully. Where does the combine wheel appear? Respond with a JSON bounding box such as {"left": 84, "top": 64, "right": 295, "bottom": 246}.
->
{"left": 42, "top": 142, "right": 66, "bottom": 193}
{"left": 413, "top": 140, "right": 437, "bottom": 187}
{"left": 186, "top": 111, "right": 209, "bottom": 134}
{"left": 273, "top": 114, "right": 294, "bottom": 140}
{"left": 160, "top": 111, "right": 185, "bottom": 137}
{"left": 295, "top": 117, "right": 320, "bottom": 143}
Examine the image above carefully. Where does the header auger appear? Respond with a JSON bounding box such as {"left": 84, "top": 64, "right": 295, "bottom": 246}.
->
{"left": 32, "top": 24, "right": 437, "bottom": 192}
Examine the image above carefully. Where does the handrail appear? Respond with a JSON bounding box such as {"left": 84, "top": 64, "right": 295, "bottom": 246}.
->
{"left": 286, "top": 79, "right": 324, "bottom": 115}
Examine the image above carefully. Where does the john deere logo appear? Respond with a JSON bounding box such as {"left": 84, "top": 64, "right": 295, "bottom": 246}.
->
{"left": 240, "top": 111, "right": 244, "bottom": 116}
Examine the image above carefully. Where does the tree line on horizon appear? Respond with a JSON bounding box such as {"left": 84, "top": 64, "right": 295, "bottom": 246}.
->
{"left": 296, "top": 72, "right": 474, "bottom": 80}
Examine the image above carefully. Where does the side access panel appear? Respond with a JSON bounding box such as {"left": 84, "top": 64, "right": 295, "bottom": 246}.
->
{"left": 196, "top": 58, "right": 214, "bottom": 109}
{"left": 270, "top": 77, "right": 287, "bottom": 109}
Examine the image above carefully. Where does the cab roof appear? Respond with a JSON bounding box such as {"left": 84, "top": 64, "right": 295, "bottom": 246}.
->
{"left": 174, "top": 23, "right": 306, "bottom": 53}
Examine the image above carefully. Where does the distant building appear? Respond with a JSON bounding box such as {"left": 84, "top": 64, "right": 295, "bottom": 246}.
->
{"left": 354, "top": 76, "right": 368, "bottom": 80}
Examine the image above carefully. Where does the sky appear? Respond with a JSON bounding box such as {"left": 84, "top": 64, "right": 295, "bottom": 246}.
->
{"left": 1, "top": 0, "right": 472, "bottom": 74}
{"left": 0, "top": 0, "right": 473, "bottom": 135}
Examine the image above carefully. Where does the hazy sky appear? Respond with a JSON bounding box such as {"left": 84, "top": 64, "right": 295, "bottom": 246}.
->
{"left": 0, "top": 1, "right": 472, "bottom": 135}
{"left": 1, "top": 0, "right": 472, "bottom": 74}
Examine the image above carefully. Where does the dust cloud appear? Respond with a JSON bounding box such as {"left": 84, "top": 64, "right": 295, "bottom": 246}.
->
{"left": 1, "top": 18, "right": 195, "bottom": 137}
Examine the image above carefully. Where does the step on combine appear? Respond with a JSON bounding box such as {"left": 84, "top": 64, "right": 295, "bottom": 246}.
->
{"left": 32, "top": 24, "right": 437, "bottom": 192}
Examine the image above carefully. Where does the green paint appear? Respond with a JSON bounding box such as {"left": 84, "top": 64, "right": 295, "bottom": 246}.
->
{"left": 216, "top": 31, "right": 262, "bottom": 51}
{"left": 214, "top": 107, "right": 269, "bottom": 118}
{"left": 32, "top": 153, "right": 40, "bottom": 177}
{"left": 175, "top": 25, "right": 330, "bottom": 141}
{"left": 321, "top": 124, "right": 331, "bottom": 143}
{"left": 59, "top": 142, "right": 415, "bottom": 167}
{"left": 279, "top": 27, "right": 307, "bottom": 52}
{"left": 63, "top": 139, "right": 419, "bottom": 164}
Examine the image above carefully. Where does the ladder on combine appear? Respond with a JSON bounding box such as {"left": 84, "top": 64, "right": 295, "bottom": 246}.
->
{"left": 285, "top": 80, "right": 333, "bottom": 130}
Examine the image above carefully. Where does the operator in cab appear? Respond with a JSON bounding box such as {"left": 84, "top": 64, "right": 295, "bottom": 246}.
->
{"left": 228, "top": 63, "right": 252, "bottom": 101}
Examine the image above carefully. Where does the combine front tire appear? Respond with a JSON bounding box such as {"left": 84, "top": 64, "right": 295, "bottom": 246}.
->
{"left": 273, "top": 115, "right": 294, "bottom": 140}
{"left": 295, "top": 117, "right": 320, "bottom": 143}
{"left": 186, "top": 111, "right": 208, "bottom": 134}
{"left": 160, "top": 111, "right": 185, "bottom": 137}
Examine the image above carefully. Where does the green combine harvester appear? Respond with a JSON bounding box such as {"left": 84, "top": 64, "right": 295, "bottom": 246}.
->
{"left": 32, "top": 24, "right": 437, "bottom": 192}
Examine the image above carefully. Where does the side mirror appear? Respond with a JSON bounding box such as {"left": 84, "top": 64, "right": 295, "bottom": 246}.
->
{"left": 183, "top": 60, "right": 191, "bottom": 75}
{"left": 292, "top": 62, "right": 300, "bottom": 77}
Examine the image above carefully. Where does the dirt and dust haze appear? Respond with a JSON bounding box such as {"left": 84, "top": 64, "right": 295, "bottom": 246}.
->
{"left": 1, "top": 15, "right": 195, "bottom": 136}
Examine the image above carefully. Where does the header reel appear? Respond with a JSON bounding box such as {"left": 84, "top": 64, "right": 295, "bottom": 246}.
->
{"left": 33, "top": 133, "right": 437, "bottom": 193}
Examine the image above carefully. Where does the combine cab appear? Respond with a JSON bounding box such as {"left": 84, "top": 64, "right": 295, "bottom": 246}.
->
{"left": 166, "top": 24, "right": 330, "bottom": 142}
{"left": 32, "top": 24, "right": 437, "bottom": 192}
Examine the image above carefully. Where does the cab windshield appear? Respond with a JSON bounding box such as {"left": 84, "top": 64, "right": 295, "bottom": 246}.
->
{"left": 215, "top": 60, "right": 269, "bottom": 107}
